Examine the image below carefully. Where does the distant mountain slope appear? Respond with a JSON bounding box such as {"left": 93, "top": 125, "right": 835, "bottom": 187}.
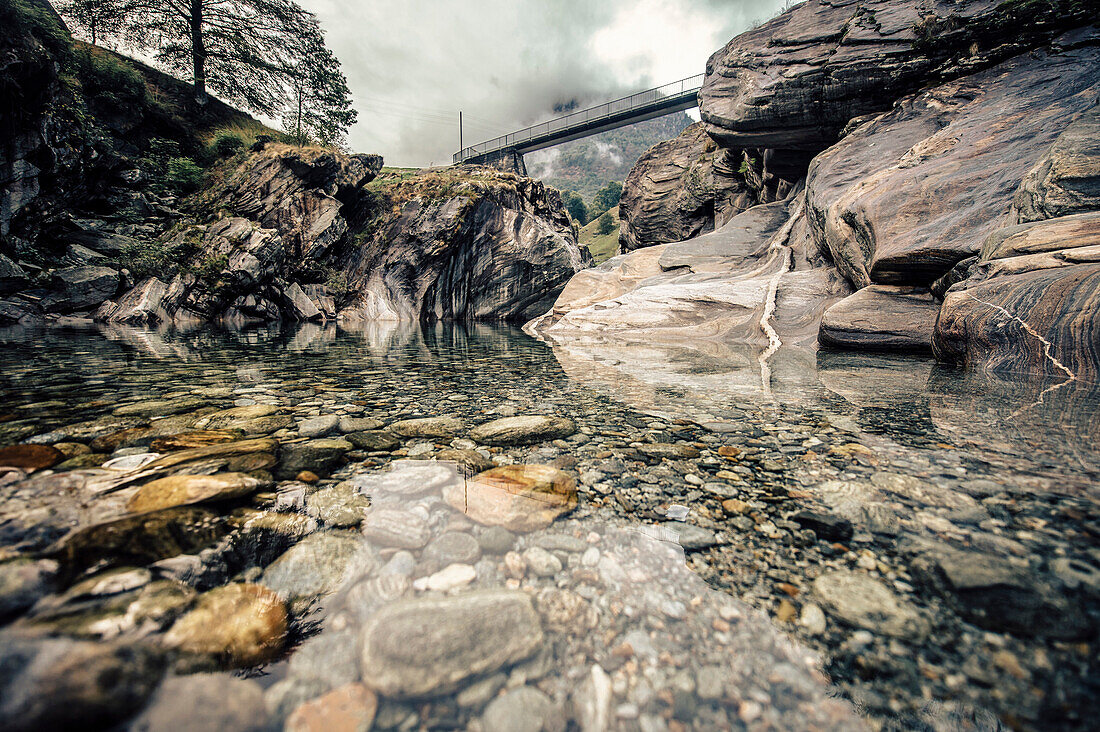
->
{"left": 527, "top": 113, "right": 694, "bottom": 200}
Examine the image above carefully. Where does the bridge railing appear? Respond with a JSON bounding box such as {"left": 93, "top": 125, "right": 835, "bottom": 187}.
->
{"left": 454, "top": 73, "right": 704, "bottom": 163}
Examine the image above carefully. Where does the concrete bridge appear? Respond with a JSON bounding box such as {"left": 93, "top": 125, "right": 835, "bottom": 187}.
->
{"left": 453, "top": 74, "right": 704, "bottom": 168}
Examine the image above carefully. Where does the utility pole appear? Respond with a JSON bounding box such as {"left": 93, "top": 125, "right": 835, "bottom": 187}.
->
{"left": 459, "top": 111, "right": 464, "bottom": 160}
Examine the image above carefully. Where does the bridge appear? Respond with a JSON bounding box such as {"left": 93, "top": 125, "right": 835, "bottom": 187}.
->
{"left": 453, "top": 74, "right": 704, "bottom": 166}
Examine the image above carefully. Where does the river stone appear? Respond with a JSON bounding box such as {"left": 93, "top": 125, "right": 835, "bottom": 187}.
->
{"left": 129, "top": 673, "right": 268, "bottom": 732}
{"left": 305, "top": 483, "right": 370, "bottom": 527}
{"left": 345, "top": 430, "right": 400, "bottom": 451}
{"left": 351, "top": 461, "right": 460, "bottom": 497}
{"left": 127, "top": 472, "right": 269, "bottom": 514}
{"left": 436, "top": 448, "right": 494, "bottom": 474}
{"left": 388, "top": 417, "right": 465, "bottom": 439}
{"left": 285, "top": 683, "right": 378, "bottom": 732}
{"left": 661, "top": 522, "right": 719, "bottom": 551}
{"left": 261, "top": 532, "right": 362, "bottom": 611}
{"left": 276, "top": 438, "right": 351, "bottom": 479}
{"left": 150, "top": 430, "right": 243, "bottom": 452}
{"left": 469, "top": 415, "right": 576, "bottom": 446}
{"left": 0, "top": 558, "right": 57, "bottom": 620}
{"left": 199, "top": 406, "right": 293, "bottom": 434}
{"left": 298, "top": 415, "right": 339, "bottom": 438}
{"left": 0, "top": 444, "right": 63, "bottom": 471}
{"left": 55, "top": 453, "right": 109, "bottom": 470}
{"left": 52, "top": 442, "right": 91, "bottom": 458}
{"left": 41, "top": 266, "right": 119, "bottom": 312}
{"left": 287, "top": 629, "right": 361, "bottom": 690}
{"left": 89, "top": 426, "right": 154, "bottom": 453}
{"left": 359, "top": 589, "right": 543, "bottom": 698}
{"left": 813, "top": 570, "right": 927, "bottom": 639}
{"left": 476, "top": 526, "right": 516, "bottom": 554}
{"left": 164, "top": 583, "right": 287, "bottom": 670}
{"left": 442, "top": 465, "right": 577, "bottom": 533}
{"left": 422, "top": 563, "right": 477, "bottom": 592}
{"left": 0, "top": 635, "right": 165, "bottom": 731}
{"left": 362, "top": 508, "right": 431, "bottom": 549}
{"left": 637, "top": 443, "right": 700, "bottom": 460}
{"left": 481, "top": 686, "right": 554, "bottom": 732}
{"left": 338, "top": 417, "right": 384, "bottom": 433}
{"left": 423, "top": 531, "right": 481, "bottom": 566}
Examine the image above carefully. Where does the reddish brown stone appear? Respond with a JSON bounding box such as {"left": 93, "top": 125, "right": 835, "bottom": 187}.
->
{"left": 0, "top": 444, "right": 64, "bottom": 470}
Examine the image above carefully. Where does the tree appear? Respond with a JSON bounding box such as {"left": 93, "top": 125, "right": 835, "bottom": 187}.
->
{"left": 591, "top": 180, "right": 622, "bottom": 216}
{"left": 595, "top": 211, "right": 614, "bottom": 236}
{"left": 59, "top": 0, "right": 331, "bottom": 117}
{"left": 60, "top": 0, "right": 125, "bottom": 45}
{"left": 561, "top": 190, "right": 588, "bottom": 225}
{"left": 282, "top": 47, "right": 357, "bottom": 148}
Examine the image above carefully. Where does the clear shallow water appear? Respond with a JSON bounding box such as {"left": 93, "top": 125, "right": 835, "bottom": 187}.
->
{"left": 0, "top": 322, "right": 1096, "bottom": 730}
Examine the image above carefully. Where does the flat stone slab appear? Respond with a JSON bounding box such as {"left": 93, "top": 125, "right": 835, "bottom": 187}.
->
{"left": 359, "top": 589, "right": 543, "bottom": 698}
{"left": 469, "top": 416, "right": 576, "bottom": 446}
{"left": 819, "top": 285, "right": 938, "bottom": 352}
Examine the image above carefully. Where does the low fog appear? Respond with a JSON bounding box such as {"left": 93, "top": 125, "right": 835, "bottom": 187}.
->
{"left": 301, "top": 0, "right": 788, "bottom": 166}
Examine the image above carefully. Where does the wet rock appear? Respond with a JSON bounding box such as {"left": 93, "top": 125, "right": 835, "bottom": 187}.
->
{"left": 150, "top": 430, "right": 243, "bottom": 452}
{"left": 305, "top": 483, "right": 370, "bottom": 527}
{"left": 41, "top": 266, "right": 119, "bottom": 312}
{"left": 127, "top": 473, "right": 270, "bottom": 514}
{"left": 469, "top": 415, "right": 576, "bottom": 446}
{"left": 0, "top": 444, "right": 63, "bottom": 471}
{"left": 276, "top": 438, "right": 351, "bottom": 479}
{"left": 285, "top": 683, "right": 378, "bottom": 732}
{"left": 199, "top": 406, "right": 293, "bottom": 434}
{"left": 129, "top": 673, "right": 269, "bottom": 732}
{"left": 813, "top": 570, "right": 927, "bottom": 639}
{"left": 916, "top": 547, "right": 1091, "bottom": 639}
{"left": 90, "top": 427, "right": 154, "bottom": 453}
{"left": 359, "top": 589, "right": 543, "bottom": 698}
{"left": 524, "top": 547, "right": 563, "bottom": 577}
{"left": 476, "top": 526, "right": 516, "bottom": 554}
{"left": 436, "top": 448, "right": 494, "bottom": 474}
{"left": 50, "top": 507, "right": 232, "bottom": 578}
{"left": 572, "top": 664, "right": 612, "bottom": 732}
{"left": 362, "top": 508, "right": 431, "bottom": 549}
{"left": 261, "top": 532, "right": 362, "bottom": 611}
{"left": 389, "top": 417, "right": 465, "bottom": 439}
{"left": 0, "top": 635, "right": 165, "bottom": 731}
{"left": 819, "top": 286, "right": 938, "bottom": 352}
{"left": 114, "top": 396, "right": 209, "bottom": 417}
{"left": 298, "top": 415, "right": 339, "bottom": 438}
{"left": 482, "top": 686, "right": 554, "bottom": 732}
{"left": 164, "top": 583, "right": 287, "bottom": 670}
{"left": 637, "top": 443, "right": 699, "bottom": 460}
{"left": 420, "top": 563, "right": 477, "bottom": 592}
{"left": 0, "top": 253, "right": 29, "bottom": 295}
{"left": 423, "top": 531, "right": 481, "bottom": 566}
{"left": 345, "top": 430, "right": 400, "bottom": 451}
{"left": 287, "top": 628, "right": 361, "bottom": 690}
{"left": 442, "top": 465, "right": 577, "bottom": 532}
{"left": 789, "top": 510, "right": 853, "bottom": 542}
{"left": 660, "top": 522, "right": 719, "bottom": 551}
{"left": 338, "top": 416, "right": 384, "bottom": 433}
{"left": 0, "top": 558, "right": 57, "bottom": 620}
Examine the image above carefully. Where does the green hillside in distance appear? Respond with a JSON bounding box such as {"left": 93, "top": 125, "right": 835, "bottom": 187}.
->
{"left": 528, "top": 113, "right": 694, "bottom": 199}
{"left": 579, "top": 206, "right": 620, "bottom": 264}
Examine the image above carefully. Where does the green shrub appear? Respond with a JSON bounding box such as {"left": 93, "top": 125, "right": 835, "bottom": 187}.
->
{"left": 210, "top": 132, "right": 245, "bottom": 158}
{"left": 165, "top": 157, "right": 204, "bottom": 193}
{"left": 72, "top": 46, "right": 146, "bottom": 107}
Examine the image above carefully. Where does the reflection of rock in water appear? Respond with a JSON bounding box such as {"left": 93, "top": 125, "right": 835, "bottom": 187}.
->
{"left": 265, "top": 461, "right": 864, "bottom": 731}
{"left": 927, "top": 369, "right": 1100, "bottom": 480}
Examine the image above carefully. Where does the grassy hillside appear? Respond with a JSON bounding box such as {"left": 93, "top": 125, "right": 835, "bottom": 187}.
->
{"left": 579, "top": 206, "right": 620, "bottom": 264}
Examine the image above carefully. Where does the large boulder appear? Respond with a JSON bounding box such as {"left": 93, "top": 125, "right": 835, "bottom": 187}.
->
{"left": 618, "top": 123, "right": 802, "bottom": 251}
{"left": 40, "top": 266, "right": 119, "bottom": 312}
{"left": 805, "top": 36, "right": 1100, "bottom": 288}
{"left": 698, "top": 0, "right": 1095, "bottom": 151}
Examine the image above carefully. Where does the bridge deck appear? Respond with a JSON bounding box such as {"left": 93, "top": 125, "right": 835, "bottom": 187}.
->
{"left": 453, "top": 74, "right": 704, "bottom": 165}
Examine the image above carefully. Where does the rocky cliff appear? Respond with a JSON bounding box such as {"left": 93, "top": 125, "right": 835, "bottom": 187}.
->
{"left": 532, "top": 1, "right": 1100, "bottom": 382}
{"left": 96, "top": 153, "right": 588, "bottom": 325}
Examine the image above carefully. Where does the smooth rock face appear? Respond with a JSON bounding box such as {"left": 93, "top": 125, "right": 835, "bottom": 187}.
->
{"left": 699, "top": 0, "right": 1093, "bottom": 150}
{"left": 618, "top": 123, "right": 799, "bottom": 251}
{"left": 359, "top": 590, "right": 543, "bottom": 698}
{"left": 129, "top": 673, "right": 269, "bottom": 732}
{"left": 165, "top": 583, "right": 287, "bottom": 669}
{"left": 1014, "top": 103, "right": 1100, "bottom": 222}
{"left": 806, "top": 40, "right": 1100, "bottom": 288}
{"left": 819, "top": 286, "right": 939, "bottom": 352}
{"left": 469, "top": 415, "right": 576, "bottom": 446}
{"left": 442, "top": 465, "right": 578, "bottom": 533}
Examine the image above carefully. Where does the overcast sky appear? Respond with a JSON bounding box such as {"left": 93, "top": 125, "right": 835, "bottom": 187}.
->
{"left": 299, "top": 0, "right": 787, "bottom": 167}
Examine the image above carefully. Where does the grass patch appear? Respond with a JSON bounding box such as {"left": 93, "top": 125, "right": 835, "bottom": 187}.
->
{"left": 579, "top": 205, "right": 620, "bottom": 264}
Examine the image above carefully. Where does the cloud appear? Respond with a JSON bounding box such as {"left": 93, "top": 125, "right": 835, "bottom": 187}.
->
{"left": 301, "top": 0, "right": 787, "bottom": 167}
